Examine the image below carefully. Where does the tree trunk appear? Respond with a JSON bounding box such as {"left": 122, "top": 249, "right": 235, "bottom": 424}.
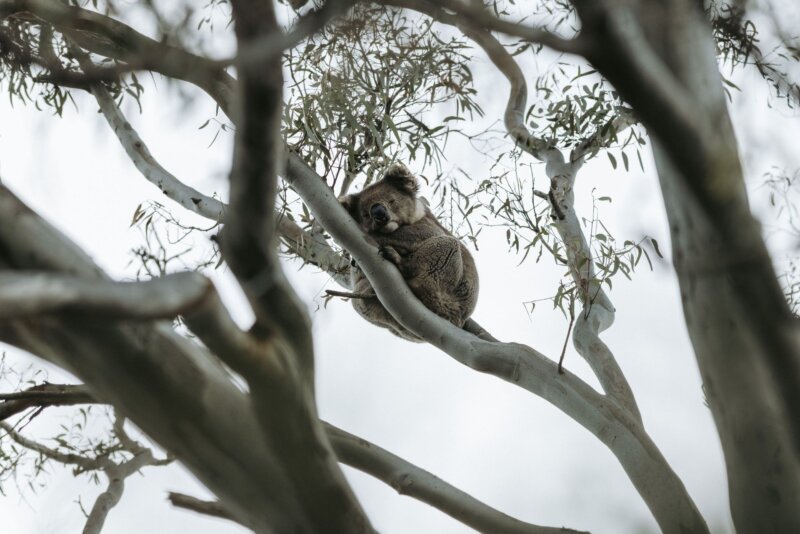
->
{"left": 577, "top": 0, "right": 800, "bottom": 529}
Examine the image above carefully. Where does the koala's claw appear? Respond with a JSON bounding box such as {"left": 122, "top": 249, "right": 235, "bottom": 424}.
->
{"left": 379, "top": 246, "right": 402, "bottom": 265}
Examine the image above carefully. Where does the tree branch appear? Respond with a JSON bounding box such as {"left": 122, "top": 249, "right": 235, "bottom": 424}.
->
{"left": 68, "top": 44, "right": 351, "bottom": 287}
{"left": 424, "top": 0, "right": 588, "bottom": 55}
{"left": 167, "top": 492, "right": 239, "bottom": 523}
{"left": 0, "top": 420, "right": 102, "bottom": 469}
{"left": 326, "top": 423, "right": 586, "bottom": 534}
{"left": 213, "top": 1, "right": 373, "bottom": 531}
{"left": 0, "top": 271, "right": 212, "bottom": 319}
{"left": 0, "top": 383, "right": 93, "bottom": 421}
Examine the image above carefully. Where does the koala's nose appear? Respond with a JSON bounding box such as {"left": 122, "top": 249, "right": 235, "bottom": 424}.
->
{"left": 370, "top": 203, "right": 388, "bottom": 222}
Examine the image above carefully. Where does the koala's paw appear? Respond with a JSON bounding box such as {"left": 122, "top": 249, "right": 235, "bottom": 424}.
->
{"left": 379, "top": 245, "right": 402, "bottom": 265}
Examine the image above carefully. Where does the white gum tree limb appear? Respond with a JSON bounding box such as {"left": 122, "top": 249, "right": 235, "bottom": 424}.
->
{"left": 383, "top": 0, "right": 641, "bottom": 421}
{"left": 0, "top": 271, "right": 211, "bottom": 319}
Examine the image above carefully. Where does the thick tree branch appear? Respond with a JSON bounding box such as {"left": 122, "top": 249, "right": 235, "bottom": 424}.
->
{"left": 0, "top": 271, "right": 211, "bottom": 319}
{"left": 0, "top": 184, "right": 314, "bottom": 533}
{"left": 586, "top": 1, "right": 800, "bottom": 457}
{"left": 214, "top": 1, "right": 373, "bottom": 531}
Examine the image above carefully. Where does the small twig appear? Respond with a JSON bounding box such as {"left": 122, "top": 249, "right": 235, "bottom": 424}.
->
{"left": 548, "top": 188, "right": 566, "bottom": 221}
{"left": 325, "top": 289, "right": 376, "bottom": 299}
{"left": 558, "top": 298, "right": 576, "bottom": 374}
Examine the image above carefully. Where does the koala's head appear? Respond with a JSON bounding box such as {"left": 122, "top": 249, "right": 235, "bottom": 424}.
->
{"left": 340, "top": 163, "right": 426, "bottom": 234}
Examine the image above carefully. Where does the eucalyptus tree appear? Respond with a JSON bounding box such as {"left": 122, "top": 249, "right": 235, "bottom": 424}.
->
{"left": 0, "top": 0, "right": 797, "bottom": 533}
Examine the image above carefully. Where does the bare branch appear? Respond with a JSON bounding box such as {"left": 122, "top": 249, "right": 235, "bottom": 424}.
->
{"left": 326, "top": 423, "right": 586, "bottom": 534}
{"left": 0, "top": 271, "right": 212, "bottom": 320}
{"left": 218, "top": 1, "right": 373, "bottom": 531}
{"left": 0, "top": 420, "right": 102, "bottom": 470}
{"left": 0, "top": 0, "right": 236, "bottom": 114}
{"left": 0, "top": 383, "right": 93, "bottom": 421}
{"left": 325, "top": 289, "right": 376, "bottom": 299}
{"left": 168, "top": 492, "right": 239, "bottom": 524}
{"left": 423, "top": 0, "right": 588, "bottom": 55}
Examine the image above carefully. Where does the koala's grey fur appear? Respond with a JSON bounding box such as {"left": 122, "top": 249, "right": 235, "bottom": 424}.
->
{"left": 339, "top": 163, "right": 479, "bottom": 342}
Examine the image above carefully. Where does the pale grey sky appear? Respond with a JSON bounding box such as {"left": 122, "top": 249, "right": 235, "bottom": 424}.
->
{"left": 1, "top": 6, "right": 798, "bottom": 532}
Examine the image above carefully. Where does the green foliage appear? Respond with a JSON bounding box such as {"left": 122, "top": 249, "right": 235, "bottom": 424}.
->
{"left": 283, "top": 4, "right": 481, "bottom": 195}
{"left": 709, "top": 0, "right": 799, "bottom": 107}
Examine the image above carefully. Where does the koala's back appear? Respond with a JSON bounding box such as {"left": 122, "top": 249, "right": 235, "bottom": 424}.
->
{"left": 371, "top": 209, "right": 479, "bottom": 331}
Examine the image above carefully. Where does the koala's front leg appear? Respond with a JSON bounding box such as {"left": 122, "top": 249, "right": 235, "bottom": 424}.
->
{"left": 379, "top": 245, "right": 411, "bottom": 276}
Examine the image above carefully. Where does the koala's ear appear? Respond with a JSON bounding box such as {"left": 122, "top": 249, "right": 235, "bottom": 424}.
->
{"left": 339, "top": 194, "right": 360, "bottom": 220}
{"left": 383, "top": 163, "right": 419, "bottom": 194}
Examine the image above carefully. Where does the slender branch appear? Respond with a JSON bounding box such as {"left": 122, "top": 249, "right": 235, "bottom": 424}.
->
{"left": 0, "top": 420, "right": 102, "bottom": 469}
{"left": 325, "top": 289, "right": 376, "bottom": 299}
{"left": 326, "top": 423, "right": 586, "bottom": 534}
{"left": 424, "top": 0, "right": 588, "bottom": 55}
{"left": 82, "top": 449, "right": 157, "bottom": 534}
{"left": 0, "top": 383, "right": 93, "bottom": 421}
{"left": 0, "top": 0, "right": 236, "bottom": 114}
{"left": 232, "top": 0, "right": 357, "bottom": 69}
{"left": 168, "top": 492, "right": 239, "bottom": 523}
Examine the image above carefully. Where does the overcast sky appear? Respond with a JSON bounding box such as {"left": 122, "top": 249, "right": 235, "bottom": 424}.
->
{"left": 1, "top": 5, "right": 799, "bottom": 533}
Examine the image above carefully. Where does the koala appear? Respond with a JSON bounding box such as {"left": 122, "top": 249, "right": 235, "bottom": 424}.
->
{"left": 339, "top": 163, "right": 479, "bottom": 342}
